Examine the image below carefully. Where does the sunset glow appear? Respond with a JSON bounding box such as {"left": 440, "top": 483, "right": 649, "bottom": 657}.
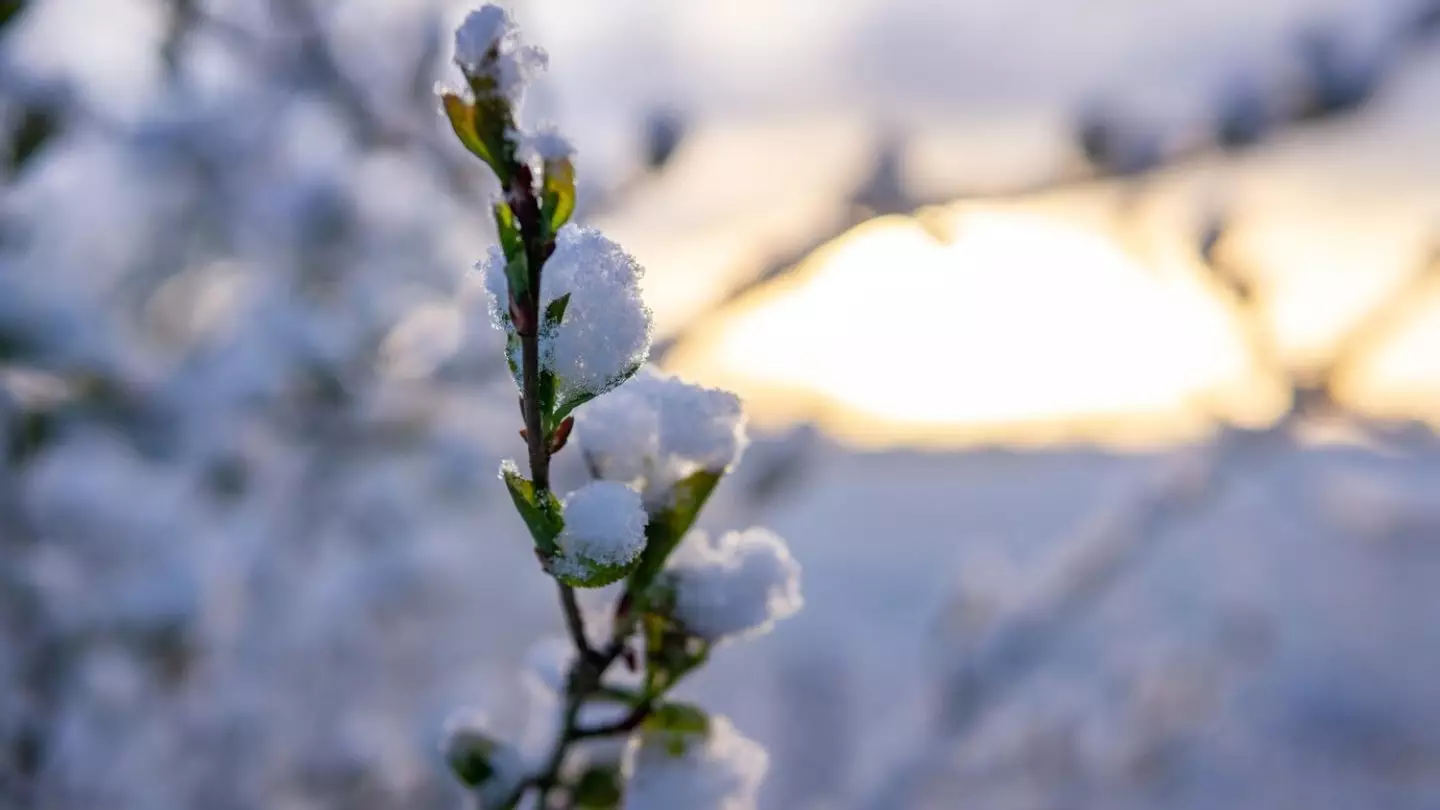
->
{"left": 666, "top": 209, "right": 1279, "bottom": 447}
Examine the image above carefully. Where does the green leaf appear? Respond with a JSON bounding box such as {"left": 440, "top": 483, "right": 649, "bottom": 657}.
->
{"left": 643, "top": 701, "right": 711, "bottom": 757}
{"left": 628, "top": 469, "right": 724, "bottom": 593}
{"left": 0, "top": 1, "right": 27, "bottom": 38}
{"left": 503, "top": 250, "right": 530, "bottom": 306}
{"left": 449, "top": 747, "right": 495, "bottom": 788}
{"left": 504, "top": 331, "right": 523, "bottom": 387}
{"left": 645, "top": 702, "right": 709, "bottom": 736}
{"left": 534, "top": 294, "right": 572, "bottom": 434}
{"left": 540, "top": 156, "right": 576, "bottom": 238}
{"left": 441, "top": 93, "right": 495, "bottom": 170}
{"left": 6, "top": 408, "right": 56, "bottom": 467}
{"left": 500, "top": 465, "right": 563, "bottom": 556}
{"left": 552, "top": 389, "right": 596, "bottom": 427}
{"left": 7, "top": 103, "right": 58, "bottom": 174}
{"left": 543, "top": 292, "right": 571, "bottom": 329}
{"left": 552, "top": 359, "right": 643, "bottom": 428}
{"left": 441, "top": 89, "right": 516, "bottom": 180}
{"left": 537, "top": 369, "right": 558, "bottom": 432}
{"left": 552, "top": 554, "right": 639, "bottom": 589}
{"left": 572, "top": 763, "right": 624, "bottom": 808}
{"left": 493, "top": 201, "right": 525, "bottom": 264}
{"left": 444, "top": 728, "right": 501, "bottom": 788}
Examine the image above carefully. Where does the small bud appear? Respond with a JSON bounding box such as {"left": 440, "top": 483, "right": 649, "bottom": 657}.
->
{"left": 446, "top": 732, "right": 497, "bottom": 786}
{"left": 510, "top": 296, "right": 534, "bottom": 336}
{"left": 548, "top": 415, "right": 574, "bottom": 454}
{"left": 440, "top": 712, "right": 525, "bottom": 804}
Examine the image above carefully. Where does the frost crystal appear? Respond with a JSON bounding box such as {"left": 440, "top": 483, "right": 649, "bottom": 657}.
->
{"left": 477, "top": 225, "right": 652, "bottom": 403}
{"left": 663, "top": 528, "right": 802, "bottom": 642}
{"left": 577, "top": 367, "right": 746, "bottom": 506}
{"left": 553, "top": 481, "right": 648, "bottom": 585}
{"left": 452, "top": 4, "right": 548, "bottom": 104}
{"left": 624, "top": 715, "right": 769, "bottom": 810}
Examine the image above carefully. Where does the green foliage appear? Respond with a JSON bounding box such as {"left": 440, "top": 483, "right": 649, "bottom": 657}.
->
{"left": 533, "top": 293, "right": 573, "bottom": 436}
{"left": 641, "top": 609, "right": 711, "bottom": 695}
{"left": 7, "top": 103, "right": 59, "bottom": 175}
{"left": 439, "top": 87, "right": 514, "bottom": 180}
{"left": 0, "top": 1, "right": 26, "bottom": 36}
{"left": 571, "top": 763, "right": 624, "bottom": 808}
{"left": 440, "top": 92, "right": 497, "bottom": 172}
{"left": 552, "top": 357, "right": 644, "bottom": 429}
{"left": 543, "top": 293, "right": 571, "bottom": 332}
{"left": 551, "top": 388, "right": 597, "bottom": 428}
{"left": 628, "top": 469, "right": 724, "bottom": 594}
{"left": 492, "top": 202, "right": 528, "bottom": 296}
{"left": 540, "top": 156, "right": 576, "bottom": 240}
{"left": 551, "top": 555, "right": 639, "bottom": 589}
{"left": 643, "top": 701, "right": 711, "bottom": 757}
{"left": 6, "top": 408, "right": 56, "bottom": 467}
{"left": 445, "top": 730, "right": 501, "bottom": 788}
{"left": 500, "top": 466, "right": 563, "bottom": 557}
{"left": 504, "top": 251, "right": 530, "bottom": 312}
{"left": 449, "top": 746, "right": 496, "bottom": 788}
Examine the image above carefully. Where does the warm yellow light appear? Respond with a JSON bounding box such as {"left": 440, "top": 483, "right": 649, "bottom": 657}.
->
{"left": 666, "top": 209, "right": 1265, "bottom": 447}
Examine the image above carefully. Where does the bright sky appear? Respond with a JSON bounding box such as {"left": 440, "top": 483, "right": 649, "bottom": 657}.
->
{"left": 665, "top": 186, "right": 1440, "bottom": 447}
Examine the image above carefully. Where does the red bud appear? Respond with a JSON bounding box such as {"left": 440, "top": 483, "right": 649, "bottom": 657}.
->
{"left": 547, "top": 416, "right": 574, "bottom": 454}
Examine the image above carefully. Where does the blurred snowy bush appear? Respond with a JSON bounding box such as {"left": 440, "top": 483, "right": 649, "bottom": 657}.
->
{"left": 0, "top": 0, "right": 539, "bottom": 806}
{"left": 0, "top": 1, "right": 797, "bottom": 807}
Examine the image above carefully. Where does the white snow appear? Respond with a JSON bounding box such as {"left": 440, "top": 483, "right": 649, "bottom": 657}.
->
{"left": 625, "top": 714, "right": 769, "bottom": 810}
{"left": 541, "top": 225, "right": 653, "bottom": 402}
{"left": 553, "top": 481, "right": 648, "bottom": 584}
{"left": 7, "top": 0, "right": 1440, "bottom": 808}
{"left": 476, "top": 244, "right": 512, "bottom": 323}
{"left": 452, "top": 5, "right": 548, "bottom": 104}
{"left": 453, "top": 6, "right": 512, "bottom": 73}
{"left": 521, "top": 636, "right": 575, "bottom": 695}
{"left": 662, "top": 528, "right": 803, "bottom": 642}
{"left": 476, "top": 225, "right": 653, "bottom": 403}
{"left": 577, "top": 367, "right": 747, "bottom": 507}
{"left": 521, "top": 123, "right": 577, "bottom": 164}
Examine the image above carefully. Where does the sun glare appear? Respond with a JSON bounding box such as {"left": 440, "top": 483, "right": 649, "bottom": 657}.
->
{"left": 665, "top": 209, "right": 1267, "bottom": 447}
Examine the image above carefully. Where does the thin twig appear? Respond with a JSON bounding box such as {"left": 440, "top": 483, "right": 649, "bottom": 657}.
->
{"left": 572, "top": 701, "right": 653, "bottom": 740}
{"left": 557, "top": 582, "right": 596, "bottom": 662}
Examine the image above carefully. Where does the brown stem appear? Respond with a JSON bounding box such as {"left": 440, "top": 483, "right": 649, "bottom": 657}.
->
{"left": 572, "top": 701, "right": 653, "bottom": 740}
{"left": 558, "top": 581, "right": 595, "bottom": 661}
{"left": 519, "top": 329, "right": 548, "bottom": 486}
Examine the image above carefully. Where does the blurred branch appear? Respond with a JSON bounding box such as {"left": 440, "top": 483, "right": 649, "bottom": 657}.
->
{"left": 1316, "top": 245, "right": 1440, "bottom": 402}
{"left": 867, "top": 203, "right": 1440, "bottom": 810}
{"left": 204, "top": 0, "right": 489, "bottom": 204}
{"left": 656, "top": 4, "right": 1440, "bottom": 362}
{"left": 1199, "top": 214, "right": 1440, "bottom": 438}
{"left": 269, "top": 0, "right": 387, "bottom": 146}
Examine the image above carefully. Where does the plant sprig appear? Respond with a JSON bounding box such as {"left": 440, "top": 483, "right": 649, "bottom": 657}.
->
{"left": 440, "top": 9, "right": 799, "bottom": 809}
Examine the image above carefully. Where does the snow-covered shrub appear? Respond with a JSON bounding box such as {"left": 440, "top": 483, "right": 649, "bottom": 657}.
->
{"left": 0, "top": 2, "right": 570, "bottom": 808}
{"left": 439, "top": 7, "right": 800, "bottom": 808}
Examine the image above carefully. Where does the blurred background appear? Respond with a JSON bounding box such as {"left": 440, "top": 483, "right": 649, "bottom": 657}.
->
{"left": 3, "top": 0, "right": 1440, "bottom": 807}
